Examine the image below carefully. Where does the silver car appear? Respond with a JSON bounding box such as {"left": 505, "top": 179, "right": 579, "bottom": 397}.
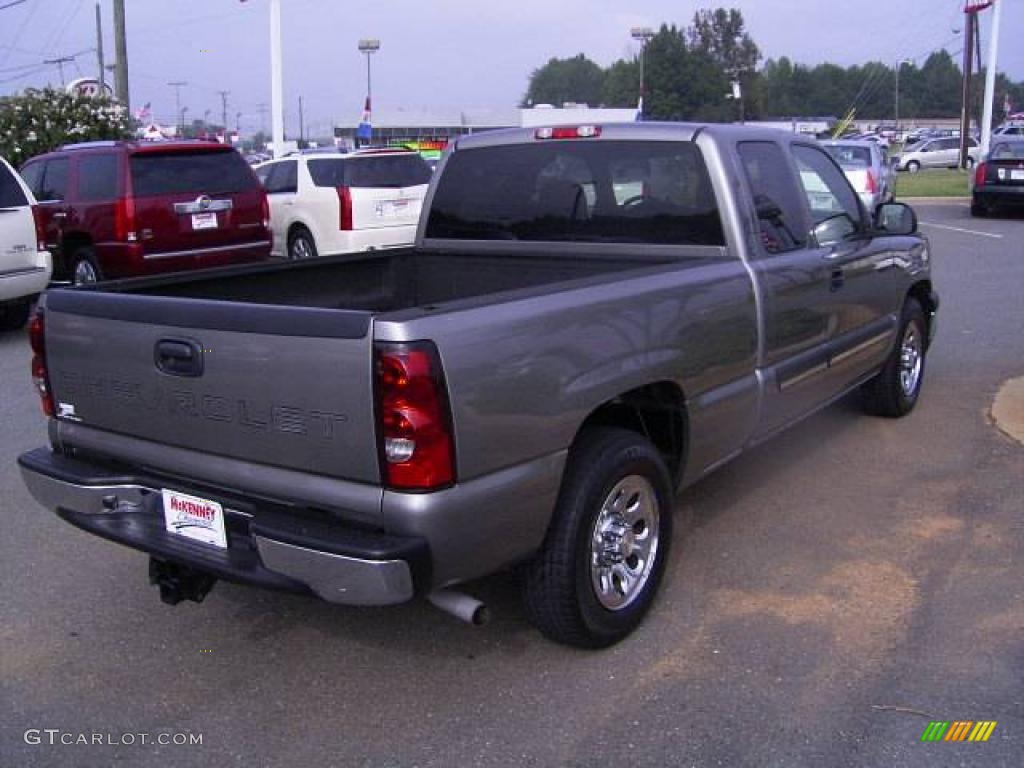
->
{"left": 897, "top": 136, "right": 980, "bottom": 172}
{"left": 821, "top": 139, "right": 894, "bottom": 211}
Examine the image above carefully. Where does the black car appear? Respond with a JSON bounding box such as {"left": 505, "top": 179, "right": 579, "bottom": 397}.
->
{"left": 971, "top": 138, "right": 1024, "bottom": 217}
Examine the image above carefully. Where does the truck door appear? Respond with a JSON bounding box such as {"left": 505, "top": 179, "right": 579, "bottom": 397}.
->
{"left": 734, "top": 140, "right": 842, "bottom": 437}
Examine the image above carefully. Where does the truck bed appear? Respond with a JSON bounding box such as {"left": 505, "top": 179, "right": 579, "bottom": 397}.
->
{"left": 118, "top": 249, "right": 671, "bottom": 313}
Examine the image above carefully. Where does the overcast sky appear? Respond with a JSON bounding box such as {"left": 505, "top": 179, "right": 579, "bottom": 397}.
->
{"left": 2, "top": 0, "right": 1022, "bottom": 136}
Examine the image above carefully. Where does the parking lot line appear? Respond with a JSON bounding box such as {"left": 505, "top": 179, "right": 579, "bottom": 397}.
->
{"left": 918, "top": 221, "right": 1003, "bottom": 239}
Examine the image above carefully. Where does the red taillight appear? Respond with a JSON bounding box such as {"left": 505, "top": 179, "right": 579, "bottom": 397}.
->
{"left": 375, "top": 342, "right": 455, "bottom": 491}
{"left": 865, "top": 170, "right": 878, "bottom": 194}
{"left": 113, "top": 196, "right": 137, "bottom": 242}
{"left": 28, "top": 310, "right": 54, "bottom": 417}
{"left": 535, "top": 125, "right": 602, "bottom": 140}
{"left": 30, "top": 204, "right": 46, "bottom": 252}
{"left": 974, "top": 161, "right": 987, "bottom": 187}
{"left": 260, "top": 190, "right": 270, "bottom": 229}
{"left": 337, "top": 186, "right": 353, "bottom": 230}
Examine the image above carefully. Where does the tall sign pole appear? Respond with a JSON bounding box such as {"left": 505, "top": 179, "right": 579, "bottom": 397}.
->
{"left": 980, "top": 0, "right": 1002, "bottom": 155}
{"left": 269, "top": 0, "right": 285, "bottom": 157}
{"left": 113, "top": 0, "right": 129, "bottom": 112}
{"left": 95, "top": 3, "right": 104, "bottom": 90}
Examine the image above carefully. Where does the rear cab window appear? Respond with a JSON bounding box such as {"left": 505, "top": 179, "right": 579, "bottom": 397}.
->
{"left": 130, "top": 150, "right": 257, "bottom": 197}
{"left": 824, "top": 145, "right": 871, "bottom": 168}
{"left": 0, "top": 161, "right": 29, "bottom": 208}
{"left": 425, "top": 140, "right": 725, "bottom": 246}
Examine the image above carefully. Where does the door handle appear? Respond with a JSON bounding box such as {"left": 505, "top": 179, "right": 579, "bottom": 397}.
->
{"left": 51, "top": 211, "right": 68, "bottom": 219}
{"left": 154, "top": 339, "right": 204, "bottom": 377}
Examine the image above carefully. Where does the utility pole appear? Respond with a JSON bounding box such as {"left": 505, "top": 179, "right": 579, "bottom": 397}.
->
{"left": 95, "top": 3, "right": 104, "bottom": 90}
{"left": 43, "top": 55, "right": 74, "bottom": 87}
{"left": 269, "top": 0, "right": 284, "bottom": 157}
{"left": 112, "top": 0, "right": 129, "bottom": 111}
{"left": 168, "top": 81, "right": 187, "bottom": 133}
{"left": 980, "top": 0, "right": 1002, "bottom": 155}
{"left": 298, "top": 96, "right": 304, "bottom": 144}
{"left": 960, "top": 2, "right": 993, "bottom": 168}
{"left": 218, "top": 90, "right": 229, "bottom": 136}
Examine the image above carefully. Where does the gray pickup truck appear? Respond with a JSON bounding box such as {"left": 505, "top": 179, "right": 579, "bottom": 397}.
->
{"left": 19, "top": 123, "right": 937, "bottom": 647}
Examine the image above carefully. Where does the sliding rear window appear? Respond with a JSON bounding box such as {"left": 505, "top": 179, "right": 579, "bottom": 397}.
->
{"left": 309, "top": 155, "right": 431, "bottom": 189}
{"left": 130, "top": 150, "right": 257, "bottom": 197}
{"left": 425, "top": 140, "right": 724, "bottom": 246}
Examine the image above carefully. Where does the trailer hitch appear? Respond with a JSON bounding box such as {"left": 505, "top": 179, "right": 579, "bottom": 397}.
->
{"left": 149, "top": 558, "right": 217, "bottom": 606}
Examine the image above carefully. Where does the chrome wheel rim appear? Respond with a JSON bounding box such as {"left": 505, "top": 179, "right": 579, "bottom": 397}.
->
{"left": 899, "top": 323, "right": 922, "bottom": 397}
{"left": 290, "top": 236, "right": 313, "bottom": 260}
{"left": 73, "top": 260, "right": 97, "bottom": 285}
{"left": 589, "top": 475, "right": 660, "bottom": 611}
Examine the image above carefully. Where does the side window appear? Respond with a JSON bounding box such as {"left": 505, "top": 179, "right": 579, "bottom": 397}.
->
{"left": 967, "top": 137, "right": 979, "bottom": 148}
{"left": 737, "top": 141, "right": 807, "bottom": 254}
{"left": 792, "top": 145, "right": 862, "bottom": 224}
{"left": 940, "top": 138, "right": 959, "bottom": 151}
{"left": 40, "top": 158, "right": 70, "bottom": 201}
{"left": 0, "top": 162, "right": 29, "bottom": 208}
{"left": 77, "top": 154, "right": 119, "bottom": 201}
{"left": 254, "top": 164, "right": 273, "bottom": 187}
{"left": 19, "top": 161, "right": 45, "bottom": 199}
{"left": 264, "top": 161, "right": 297, "bottom": 194}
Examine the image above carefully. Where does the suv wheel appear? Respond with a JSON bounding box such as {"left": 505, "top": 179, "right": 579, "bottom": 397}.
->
{"left": 906, "top": 160, "right": 921, "bottom": 173}
{"left": 522, "top": 427, "right": 674, "bottom": 648}
{"left": 861, "top": 298, "right": 927, "bottom": 418}
{"left": 71, "top": 249, "right": 101, "bottom": 285}
{"left": 287, "top": 228, "right": 317, "bottom": 260}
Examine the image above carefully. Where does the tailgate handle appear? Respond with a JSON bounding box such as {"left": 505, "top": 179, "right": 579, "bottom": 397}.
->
{"left": 155, "top": 339, "right": 204, "bottom": 378}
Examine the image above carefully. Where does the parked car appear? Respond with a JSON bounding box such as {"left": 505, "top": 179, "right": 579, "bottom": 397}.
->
{"left": 19, "top": 140, "right": 272, "bottom": 284}
{"left": 0, "top": 157, "right": 50, "bottom": 329}
{"left": 821, "top": 139, "right": 894, "bottom": 211}
{"left": 255, "top": 148, "right": 431, "bottom": 260}
{"left": 895, "top": 136, "right": 980, "bottom": 172}
{"left": 971, "top": 137, "right": 1024, "bottom": 216}
{"left": 20, "top": 123, "right": 937, "bottom": 648}
{"left": 992, "top": 122, "right": 1024, "bottom": 138}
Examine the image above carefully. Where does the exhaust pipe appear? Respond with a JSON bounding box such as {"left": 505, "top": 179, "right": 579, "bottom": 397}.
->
{"left": 428, "top": 589, "right": 490, "bottom": 626}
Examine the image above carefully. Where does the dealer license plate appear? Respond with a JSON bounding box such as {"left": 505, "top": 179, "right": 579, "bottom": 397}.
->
{"left": 1011, "top": 169, "right": 1024, "bottom": 181}
{"left": 191, "top": 212, "right": 218, "bottom": 230}
{"left": 162, "top": 489, "right": 227, "bottom": 549}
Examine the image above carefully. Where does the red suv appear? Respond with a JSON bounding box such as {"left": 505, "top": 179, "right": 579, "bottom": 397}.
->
{"left": 20, "top": 140, "right": 272, "bottom": 284}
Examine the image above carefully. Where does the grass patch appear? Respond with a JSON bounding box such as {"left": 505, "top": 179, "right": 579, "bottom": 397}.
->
{"left": 894, "top": 168, "right": 971, "bottom": 198}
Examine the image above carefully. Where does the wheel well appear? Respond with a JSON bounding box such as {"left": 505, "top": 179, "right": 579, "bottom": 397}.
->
{"left": 287, "top": 222, "right": 311, "bottom": 242}
{"left": 907, "top": 280, "right": 936, "bottom": 345}
{"left": 575, "top": 382, "right": 688, "bottom": 482}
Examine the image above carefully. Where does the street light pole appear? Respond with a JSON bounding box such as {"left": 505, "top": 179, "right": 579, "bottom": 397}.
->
{"left": 894, "top": 59, "right": 912, "bottom": 138}
{"left": 269, "top": 0, "right": 284, "bottom": 158}
{"left": 630, "top": 27, "right": 654, "bottom": 118}
{"left": 980, "top": 0, "right": 1003, "bottom": 155}
{"left": 168, "top": 80, "right": 187, "bottom": 134}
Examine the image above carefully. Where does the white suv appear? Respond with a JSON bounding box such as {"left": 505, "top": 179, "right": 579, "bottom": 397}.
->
{"left": 255, "top": 149, "right": 432, "bottom": 260}
{"left": 0, "top": 157, "right": 50, "bottom": 330}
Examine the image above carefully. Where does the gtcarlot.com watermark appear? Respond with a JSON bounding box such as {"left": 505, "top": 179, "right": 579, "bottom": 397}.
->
{"left": 24, "top": 729, "right": 203, "bottom": 747}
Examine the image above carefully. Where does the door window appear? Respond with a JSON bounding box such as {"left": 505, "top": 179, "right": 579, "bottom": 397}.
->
{"left": 264, "top": 161, "right": 297, "bottom": 194}
{"left": 77, "top": 154, "right": 120, "bottom": 201}
{"left": 737, "top": 141, "right": 807, "bottom": 254}
{"left": 19, "top": 161, "right": 45, "bottom": 198}
{"left": 39, "top": 158, "right": 70, "bottom": 201}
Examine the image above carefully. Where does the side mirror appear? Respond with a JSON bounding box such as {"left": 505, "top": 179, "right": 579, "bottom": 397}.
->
{"left": 874, "top": 202, "right": 917, "bottom": 235}
{"left": 810, "top": 213, "right": 857, "bottom": 248}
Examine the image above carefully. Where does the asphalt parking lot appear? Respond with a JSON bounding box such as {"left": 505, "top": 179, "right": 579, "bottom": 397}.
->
{"left": 2, "top": 202, "right": 1022, "bottom": 767}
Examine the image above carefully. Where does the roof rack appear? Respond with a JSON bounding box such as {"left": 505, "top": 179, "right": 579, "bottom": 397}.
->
{"left": 58, "top": 140, "right": 123, "bottom": 151}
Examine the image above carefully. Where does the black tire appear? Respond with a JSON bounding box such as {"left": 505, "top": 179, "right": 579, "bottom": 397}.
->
{"left": 70, "top": 247, "right": 102, "bottom": 285}
{"left": 965, "top": 157, "right": 975, "bottom": 170}
{"left": 0, "top": 299, "right": 31, "bottom": 331}
{"left": 970, "top": 201, "right": 988, "bottom": 217}
{"left": 522, "top": 427, "right": 674, "bottom": 648}
{"left": 906, "top": 160, "right": 920, "bottom": 173}
{"left": 287, "top": 227, "right": 318, "bottom": 260}
{"left": 861, "top": 298, "right": 927, "bottom": 418}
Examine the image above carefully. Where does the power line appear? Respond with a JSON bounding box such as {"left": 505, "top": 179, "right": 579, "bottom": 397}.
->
{"left": 0, "top": 0, "right": 30, "bottom": 10}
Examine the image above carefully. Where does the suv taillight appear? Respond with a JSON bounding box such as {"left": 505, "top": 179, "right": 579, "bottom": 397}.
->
{"left": 260, "top": 190, "right": 270, "bottom": 229}
{"left": 865, "top": 170, "right": 878, "bottom": 194}
{"left": 337, "top": 186, "right": 353, "bottom": 230}
{"left": 113, "top": 196, "right": 137, "bottom": 242}
{"left": 375, "top": 342, "right": 455, "bottom": 491}
{"left": 29, "top": 309, "right": 54, "bottom": 417}
{"left": 30, "top": 204, "right": 46, "bottom": 251}
{"left": 974, "top": 161, "right": 988, "bottom": 187}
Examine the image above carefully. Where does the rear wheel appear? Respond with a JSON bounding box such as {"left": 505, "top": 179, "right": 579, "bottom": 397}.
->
{"left": 965, "top": 157, "right": 975, "bottom": 170}
{"left": 0, "top": 299, "right": 31, "bottom": 331}
{"left": 70, "top": 248, "right": 101, "bottom": 286}
{"left": 287, "top": 227, "right": 317, "bottom": 260}
{"left": 970, "top": 201, "right": 988, "bottom": 217}
{"left": 522, "top": 427, "right": 674, "bottom": 648}
{"left": 906, "top": 160, "right": 921, "bottom": 173}
{"left": 861, "top": 298, "right": 927, "bottom": 418}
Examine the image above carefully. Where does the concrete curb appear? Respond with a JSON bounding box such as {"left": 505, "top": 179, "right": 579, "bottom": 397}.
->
{"left": 991, "top": 376, "right": 1024, "bottom": 446}
{"left": 900, "top": 197, "right": 969, "bottom": 204}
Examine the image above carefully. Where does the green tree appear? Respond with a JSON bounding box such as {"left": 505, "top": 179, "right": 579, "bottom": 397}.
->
{"left": 0, "top": 87, "right": 132, "bottom": 166}
{"left": 522, "top": 54, "right": 606, "bottom": 107}
{"left": 643, "top": 25, "right": 730, "bottom": 121}
{"left": 602, "top": 58, "right": 641, "bottom": 108}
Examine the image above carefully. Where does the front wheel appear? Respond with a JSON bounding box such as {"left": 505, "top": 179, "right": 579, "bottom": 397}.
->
{"left": 287, "top": 228, "right": 318, "bottom": 260}
{"left": 861, "top": 298, "right": 927, "bottom": 417}
{"left": 522, "top": 428, "right": 674, "bottom": 648}
{"left": 906, "top": 161, "right": 920, "bottom": 173}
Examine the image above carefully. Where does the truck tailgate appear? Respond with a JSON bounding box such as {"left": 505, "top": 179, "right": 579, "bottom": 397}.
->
{"left": 43, "top": 290, "right": 379, "bottom": 484}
